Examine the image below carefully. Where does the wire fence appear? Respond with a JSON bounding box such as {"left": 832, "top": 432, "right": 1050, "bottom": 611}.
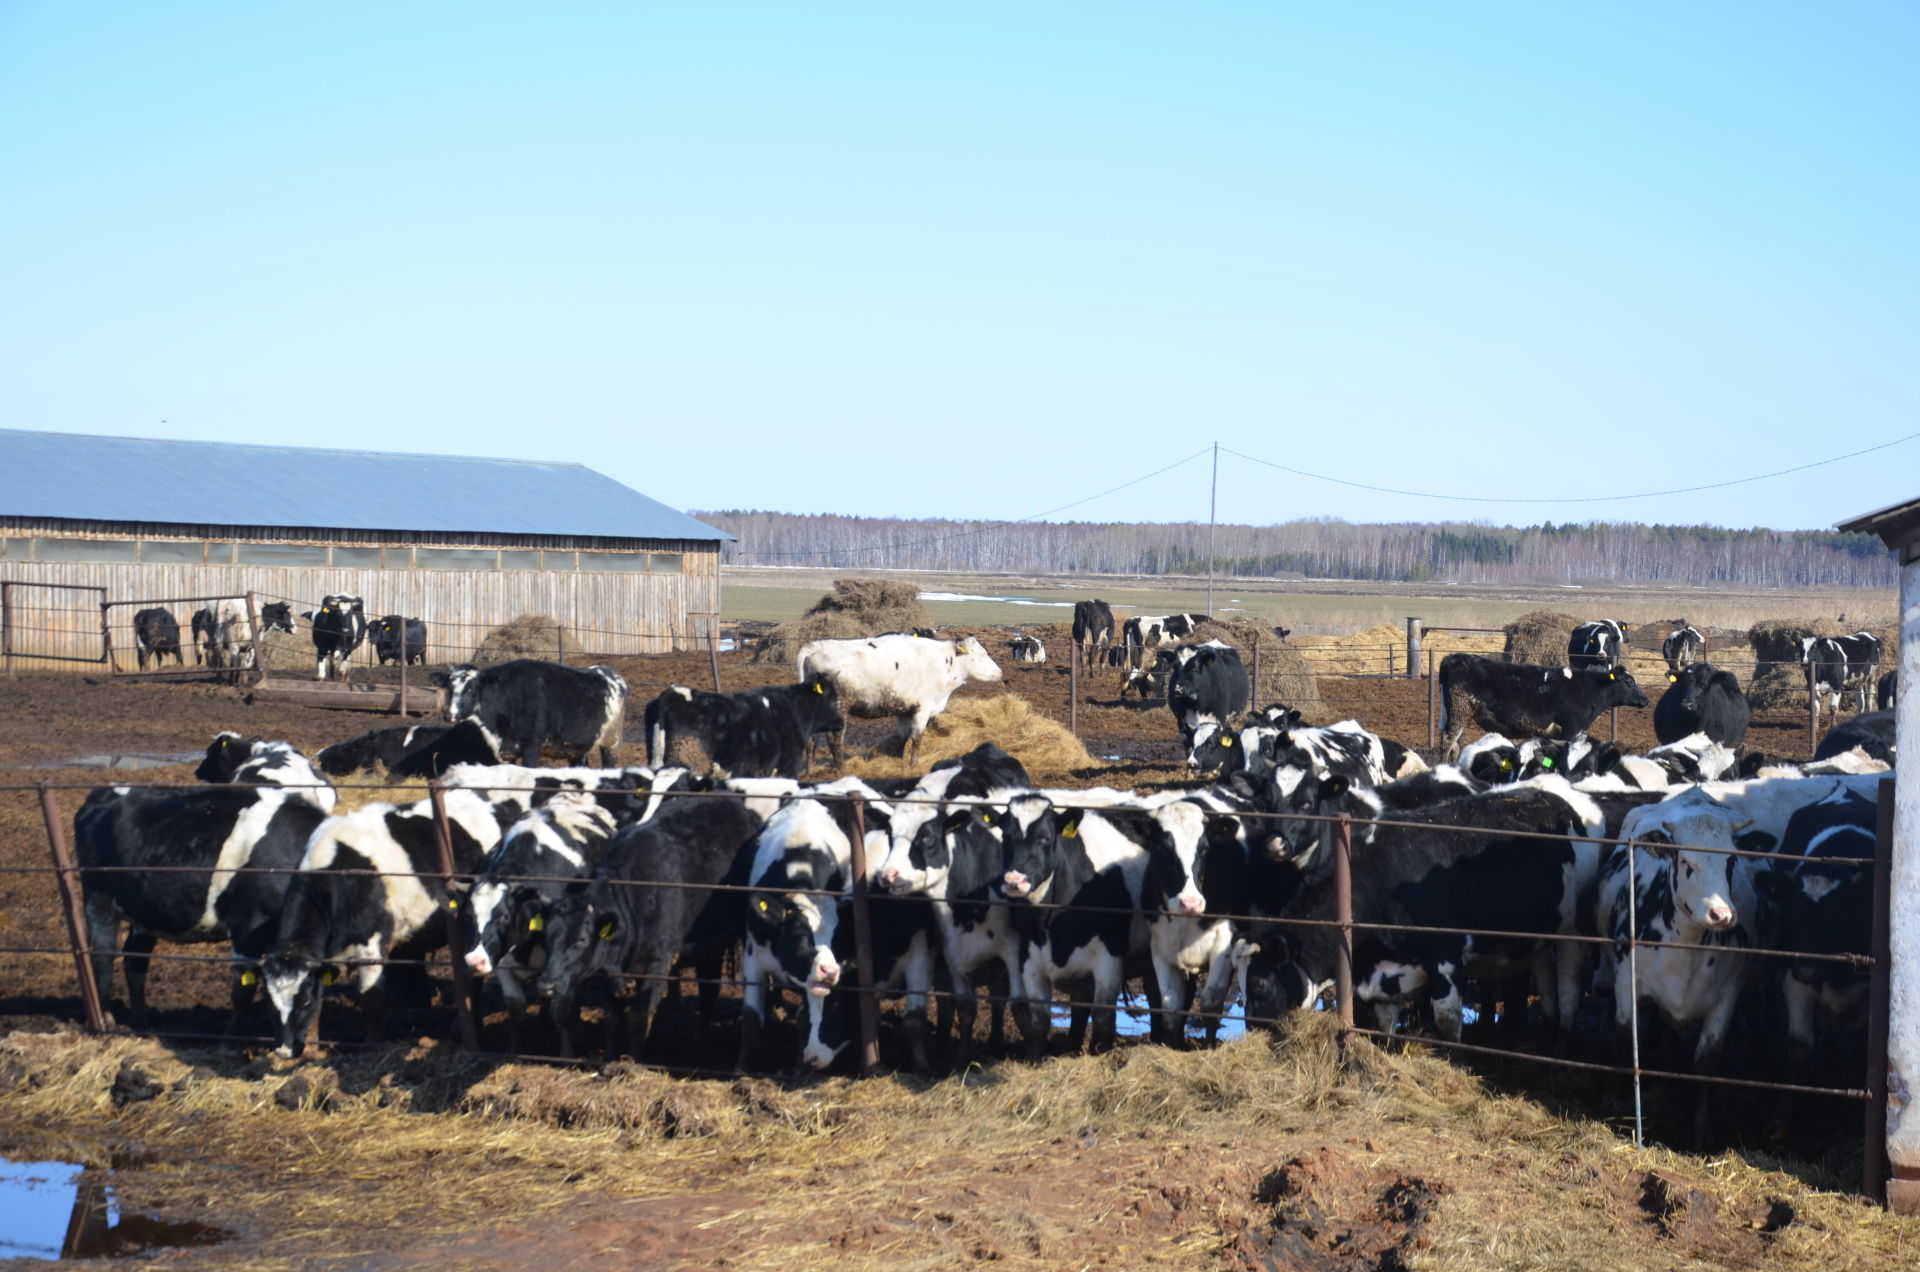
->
{"left": 3, "top": 770, "right": 1893, "bottom": 1198}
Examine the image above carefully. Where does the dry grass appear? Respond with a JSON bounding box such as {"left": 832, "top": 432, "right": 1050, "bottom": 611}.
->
{"left": 255, "top": 628, "right": 314, "bottom": 674}
{"left": 1, "top": 1019, "right": 1911, "bottom": 1271}
{"left": 841, "top": 694, "right": 1090, "bottom": 781}
{"left": 1502, "top": 610, "right": 1581, "bottom": 666}
{"left": 1295, "top": 622, "right": 1503, "bottom": 677}
{"left": 329, "top": 765, "right": 433, "bottom": 814}
{"left": 751, "top": 578, "right": 931, "bottom": 666}
{"left": 471, "top": 614, "right": 565, "bottom": 666}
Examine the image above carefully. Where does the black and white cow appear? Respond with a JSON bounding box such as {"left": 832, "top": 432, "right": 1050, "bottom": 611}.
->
{"left": 1567, "top": 619, "right": 1628, "bottom": 671}
{"left": 643, "top": 677, "right": 844, "bottom": 779}
{"left": 1652, "top": 663, "right": 1749, "bottom": 748}
{"left": 1270, "top": 773, "right": 1605, "bottom": 1048}
{"left": 262, "top": 787, "right": 509, "bottom": 1058}
{"left": 1009, "top": 635, "right": 1047, "bottom": 664}
{"left": 370, "top": 615, "right": 427, "bottom": 667}
{"left": 535, "top": 780, "right": 797, "bottom": 1060}
{"left": 1662, "top": 621, "right": 1705, "bottom": 673}
{"left": 1803, "top": 632, "right": 1884, "bottom": 718}
{"left": 1814, "top": 709, "right": 1896, "bottom": 766}
{"left": 74, "top": 738, "right": 336, "bottom": 1030}
{"left": 190, "top": 607, "right": 219, "bottom": 667}
{"left": 302, "top": 594, "right": 368, "bottom": 681}
{"left": 1752, "top": 785, "right": 1878, "bottom": 1104}
{"left": 1072, "top": 600, "right": 1114, "bottom": 670}
{"left": 1166, "top": 641, "right": 1248, "bottom": 752}
{"left": 210, "top": 599, "right": 294, "bottom": 671}
{"left": 131, "top": 608, "right": 183, "bottom": 671}
{"left": 1120, "top": 613, "right": 1206, "bottom": 670}
{"left": 459, "top": 792, "right": 619, "bottom": 1053}
{"left": 873, "top": 744, "right": 1035, "bottom": 1063}
{"left": 1437, "top": 653, "right": 1648, "bottom": 761}
{"left": 435, "top": 659, "right": 628, "bottom": 767}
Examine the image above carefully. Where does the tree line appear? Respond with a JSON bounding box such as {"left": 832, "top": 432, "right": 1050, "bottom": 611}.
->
{"left": 693, "top": 510, "right": 1897, "bottom": 588}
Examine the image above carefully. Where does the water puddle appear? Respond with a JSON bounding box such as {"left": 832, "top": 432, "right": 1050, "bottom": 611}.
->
{"left": 917, "top": 591, "right": 1074, "bottom": 608}
{"left": 1050, "top": 995, "right": 1249, "bottom": 1042}
{"left": 0, "top": 1158, "right": 229, "bottom": 1261}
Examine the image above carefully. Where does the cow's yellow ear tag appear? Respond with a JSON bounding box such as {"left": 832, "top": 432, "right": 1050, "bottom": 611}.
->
{"left": 528, "top": 915, "right": 544, "bottom": 932}
{"left": 241, "top": 970, "right": 258, "bottom": 986}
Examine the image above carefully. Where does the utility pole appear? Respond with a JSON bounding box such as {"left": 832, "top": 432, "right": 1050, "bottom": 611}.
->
{"left": 1206, "top": 441, "right": 1218, "bottom": 616}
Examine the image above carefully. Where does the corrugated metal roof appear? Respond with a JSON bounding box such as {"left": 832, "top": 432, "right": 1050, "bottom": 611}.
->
{"left": 0, "top": 429, "right": 730, "bottom": 542}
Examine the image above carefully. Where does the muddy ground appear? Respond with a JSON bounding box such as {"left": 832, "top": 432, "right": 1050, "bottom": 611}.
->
{"left": 0, "top": 629, "right": 1893, "bottom": 1269}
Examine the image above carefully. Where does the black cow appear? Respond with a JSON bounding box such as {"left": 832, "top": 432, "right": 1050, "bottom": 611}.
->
{"left": 1662, "top": 621, "right": 1704, "bottom": 673}
{"left": 434, "top": 659, "right": 629, "bottom": 766}
{"left": 315, "top": 720, "right": 503, "bottom": 778}
{"left": 370, "top": 615, "right": 427, "bottom": 666}
{"left": 1652, "top": 663, "right": 1749, "bottom": 747}
{"left": 1814, "top": 710, "right": 1896, "bottom": 766}
{"left": 1567, "top": 619, "right": 1628, "bottom": 670}
{"left": 75, "top": 738, "right": 335, "bottom": 1030}
{"left": 261, "top": 788, "right": 508, "bottom": 1058}
{"left": 303, "top": 594, "right": 367, "bottom": 681}
{"left": 1437, "top": 653, "right": 1648, "bottom": 761}
{"left": 1268, "top": 773, "right": 1605, "bottom": 1047}
{"left": 1879, "top": 670, "right": 1897, "bottom": 712}
{"left": 1166, "top": 641, "right": 1248, "bottom": 750}
{"left": 1072, "top": 600, "right": 1114, "bottom": 669}
{"left": 131, "top": 608, "right": 183, "bottom": 671}
{"left": 643, "top": 677, "right": 843, "bottom": 779}
{"left": 537, "top": 782, "right": 792, "bottom": 1061}
{"left": 1804, "top": 631, "right": 1883, "bottom": 718}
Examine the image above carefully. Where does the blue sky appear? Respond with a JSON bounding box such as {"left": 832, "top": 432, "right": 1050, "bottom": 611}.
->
{"left": 2, "top": 5, "right": 1914, "bottom": 533}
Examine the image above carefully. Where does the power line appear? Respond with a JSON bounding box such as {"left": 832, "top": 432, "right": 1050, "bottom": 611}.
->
{"left": 737, "top": 445, "right": 1213, "bottom": 561}
{"left": 1221, "top": 429, "right": 1920, "bottom": 505}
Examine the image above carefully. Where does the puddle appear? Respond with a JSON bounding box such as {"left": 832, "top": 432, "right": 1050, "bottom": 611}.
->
{"left": 0, "top": 1158, "right": 229, "bottom": 1261}
{"left": 3, "top": 753, "right": 200, "bottom": 772}
{"left": 1051, "top": 994, "right": 1248, "bottom": 1042}
{"left": 917, "top": 592, "right": 1074, "bottom": 608}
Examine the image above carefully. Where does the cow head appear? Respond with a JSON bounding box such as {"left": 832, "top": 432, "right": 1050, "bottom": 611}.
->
{"left": 1589, "top": 665, "right": 1648, "bottom": 709}
{"left": 1626, "top": 804, "right": 1749, "bottom": 934}
{"left": 194, "top": 731, "right": 259, "bottom": 782}
{"left": 534, "top": 885, "right": 619, "bottom": 1003}
{"left": 1142, "top": 801, "right": 1210, "bottom": 918}
{"left": 259, "top": 602, "right": 296, "bottom": 634}
{"left": 950, "top": 636, "right": 1004, "bottom": 684}
{"left": 999, "top": 794, "right": 1072, "bottom": 899}
{"left": 878, "top": 798, "right": 998, "bottom": 897}
{"left": 434, "top": 666, "right": 483, "bottom": 722}
{"left": 1186, "top": 720, "right": 1239, "bottom": 775}
{"left": 1753, "top": 848, "right": 1870, "bottom": 986}
{"left": 748, "top": 889, "right": 842, "bottom": 996}
{"left": 262, "top": 950, "right": 333, "bottom": 1059}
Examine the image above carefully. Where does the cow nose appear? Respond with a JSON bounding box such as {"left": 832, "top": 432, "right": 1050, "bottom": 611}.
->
{"left": 1178, "top": 892, "right": 1206, "bottom": 916}
{"left": 1002, "top": 871, "right": 1030, "bottom": 897}
{"left": 1704, "top": 903, "right": 1735, "bottom": 930}
{"left": 878, "top": 867, "right": 900, "bottom": 890}
{"left": 810, "top": 956, "right": 840, "bottom": 994}
{"left": 464, "top": 948, "right": 493, "bottom": 977}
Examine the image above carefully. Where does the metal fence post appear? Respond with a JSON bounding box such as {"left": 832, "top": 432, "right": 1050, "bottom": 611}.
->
{"left": 556, "top": 624, "right": 567, "bottom": 667}
{"left": 1808, "top": 680, "right": 1820, "bottom": 758}
{"left": 397, "top": 621, "right": 409, "bottom": 717}
{"left": 98, "top": 601, "right": 114, "bottom": 673}
{"left": 1333, "top": 813, "right": 1354, "bottom": 1044}
{"left": 707, "top": 618, "right": 722, "bottom": 693}
{"left": 847, "top": 793, "right": 881, "bottom": 1074}
{"left": 1251, "top": 634, "right": 1262, "bottom": 704}
{"left": 243, "top": 592, "right": 265, "bottom": 686}
{"left": 39, "top": 781, "right": 107, "bottom": 1033}
{"left": 427, "top": 780, "right": 479, "bottom": 1050}
{"left": 1626, "top": 836, "right": 1644, "bottom": 1149}
{"left": 1866, "top": 777, "right": 1895, "bottom": 1203}
{"left": 1068, "top": 640, "right": 1079, "bottom": 737}
{"left": 1406, "top": 617, "right": 1421, "bottom": 680}
{"left": 3, "top": 581, "right": 14, "bottom": 677}
{"left": 1426, "top": 647, "right": 1438, "bottom": 751}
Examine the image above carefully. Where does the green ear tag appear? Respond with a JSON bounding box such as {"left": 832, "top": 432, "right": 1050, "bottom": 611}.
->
{"left": 1541, "top": 757, "right": 1554, "bottom": 770}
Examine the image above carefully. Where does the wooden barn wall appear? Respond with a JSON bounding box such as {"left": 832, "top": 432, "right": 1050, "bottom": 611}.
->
{"left": 0, "top": 520, "right": 721, "bottom": 670}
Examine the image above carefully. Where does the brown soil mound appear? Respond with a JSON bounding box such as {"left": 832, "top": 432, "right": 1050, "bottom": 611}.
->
{"left": 841, "top": 694, "right": 1090, "bottom": 779}
{"left": 256, "top": 628, "right": 314, "bottom": 674}
{"left": 752, "top": 577, "right": 931, "bottom": 665}
{"left": 471, "top": 614, "right": 566, "bottom": 666}
{"left": 1503, "top": 610, "right": 1580, "bottom": 665}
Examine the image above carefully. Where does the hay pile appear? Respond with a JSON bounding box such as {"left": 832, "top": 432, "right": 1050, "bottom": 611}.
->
{"left": 842, "top": 694, "right": 1090, "bottom": 780}
{"left": 1502, "top": 610, "right": 1580, "bottom": 665}
{"left": 1186, "top": 618, "right": 1326, "bottom": 722}
{"left": 472, "top": 614, "right": 565, "bottom": 666}
{"left": 1745, "top": 618, "right": 1836, "bottom": 710}
{"left": 752, "top": 577, "right": 931, "bottom": 665}
{"left": 256, "top": 627, "right": 314, "bottom": 673}
{"left": 1297, "top": 622, "right": 1500, "bottom": 676}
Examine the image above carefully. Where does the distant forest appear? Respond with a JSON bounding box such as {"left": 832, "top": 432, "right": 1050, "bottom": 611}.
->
{"left": 693, "top": 511, "right": 1897, "bottom": 588}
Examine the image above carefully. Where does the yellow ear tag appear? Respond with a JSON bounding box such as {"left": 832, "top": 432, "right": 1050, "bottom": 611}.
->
{"left": 1668, "top": 673, "right": 1678, "bottom": 683}
{"left": 597, "top": 921, "right": 614, "bottom": 940}
{"left": 1062, "top": 824, "right": 1078, "bottom": 839}
{"left": 757, "top": 899, "right": 770, "bottom": 912}
{"left": 1222, "top": 736, "right": 1234, "bottom": 747}
{"left": 447, "top": 898, "right": 458, "bottom": 910}
{"left": 527, "top": 915, "right": 544, "bottom": 932}
{"left": 813, "top": 682, "right": 824, "bottom": 694}
{"left": 321, "top": 969, "right": 336, "bottom": 986}
{"left": 240, "top": 970, "right": 258, "bottom": 986}
{"left": 981, "top": 813, "right": 992, "bottom": 825}
{"left": 1609, "top": 672, "right": 1617, "bottom": 681}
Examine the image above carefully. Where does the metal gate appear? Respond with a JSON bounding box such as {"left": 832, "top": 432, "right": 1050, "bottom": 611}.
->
{"left": 0, "top": 580, "right": 107, "bottom": 670}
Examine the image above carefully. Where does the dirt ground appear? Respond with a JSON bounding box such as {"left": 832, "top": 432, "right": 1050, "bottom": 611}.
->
{"left": 0, "top": 630, "right": 1895, "bottom": 1269}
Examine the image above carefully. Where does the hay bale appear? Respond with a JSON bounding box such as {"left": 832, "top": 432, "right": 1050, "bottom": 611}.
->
{"left": 1745, "top": 618, "right": 1835, "bottom": 711}
{"left": 256, "top": 628, "right": 314, "bottom": 674}
{"left": 1502, "top": 610, "right": 1580, "bottom": 666}
{"left": 1183, "top": 618, "right": 1326, "bottom": 723}
{"left": 472, "top": 614, "right": 564, "bottom": 666}
{"left": 842, "top": 694, "right": 1090, "bottom": 780}
{"left": 752, "top": 576, "right": 931, "bottom": 665}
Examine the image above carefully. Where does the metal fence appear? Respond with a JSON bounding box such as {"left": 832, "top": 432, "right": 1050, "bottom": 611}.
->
{"left": 4, "top": 772, "right": 1894, "bottom": 1199}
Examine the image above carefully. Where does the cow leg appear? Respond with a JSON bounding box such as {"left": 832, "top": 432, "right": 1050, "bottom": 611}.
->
{"left": 1019, "top": 959, "right": 1052, "bottom": 1061}
{"left": 738, "top": 969, "right": 769, "bottom": 1070}
{"left": 121, "top": 929, "right": 158, "bottom": 1031}
{"left": 1152, "top": 956, "right": 1190, "bottom": 1050}
{"left": 1429, "top": 958, "right": 1466, "bottom": 1043}
{"left": 1195, "top": 951, "right": 1237, "bottom": 1046}
{"left": 83, "top": 894, "right": 122, "bottom": 1021}
{"left": 1770, "top": 975, "right": 1819, "bottom": 1136}
{"left": 1090, "top": 956, "right": 1126, "bottom": 1054}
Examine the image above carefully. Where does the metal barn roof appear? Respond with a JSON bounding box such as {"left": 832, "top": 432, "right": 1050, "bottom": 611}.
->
{"left": 0, "top": 429, "right": 730, "bottom": 542}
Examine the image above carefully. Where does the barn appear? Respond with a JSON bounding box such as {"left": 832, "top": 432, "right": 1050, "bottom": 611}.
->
{"left": 0, "top": 429, "right": 729, "bottom": 669}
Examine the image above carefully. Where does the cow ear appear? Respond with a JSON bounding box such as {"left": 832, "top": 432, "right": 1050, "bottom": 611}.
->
{"left": 1321, "top": 774, "right": 1350, "bottom": 800}
{"left": 1668, "top": 672, "right": 1678, "bottom": 683}
{"left": 1058, "top": 809, "right": 1083, "bottom": 840}
{"left": 1752, "top": 869, "right": 1788, "bottom": 903}
{"left": 813, "top": 680, "right": 824, "bottom": 694}
{"left": 1220, "top": 734, "right": 1235, "bottom": 748}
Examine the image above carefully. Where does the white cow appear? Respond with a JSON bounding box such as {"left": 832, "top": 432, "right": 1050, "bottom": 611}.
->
{"left": 796, "top": 634, "right": 1003, "bottom": 763}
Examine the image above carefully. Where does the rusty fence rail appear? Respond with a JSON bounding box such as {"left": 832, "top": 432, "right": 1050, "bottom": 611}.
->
{"left": 3, "top": 773, "right": 1894, "bottom": 1196}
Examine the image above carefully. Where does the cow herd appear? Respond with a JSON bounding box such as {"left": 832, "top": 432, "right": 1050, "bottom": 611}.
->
{"left": 129, "top": 595, "right": 426, "bottom": 678}
{"left": 63, "top": 600, "right": 1905, "bottom": 1145}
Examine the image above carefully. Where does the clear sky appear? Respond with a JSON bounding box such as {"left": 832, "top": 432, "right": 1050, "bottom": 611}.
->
{"left": 2, "top": 5, "right": 1914, "bottom": 533}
